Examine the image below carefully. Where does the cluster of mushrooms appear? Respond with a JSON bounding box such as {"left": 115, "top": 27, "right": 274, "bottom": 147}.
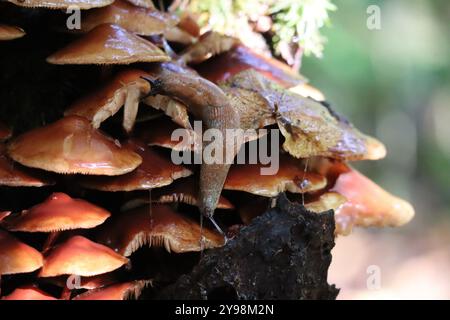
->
{"left": 0, "top": 0, "right": 414, "bottom": 300}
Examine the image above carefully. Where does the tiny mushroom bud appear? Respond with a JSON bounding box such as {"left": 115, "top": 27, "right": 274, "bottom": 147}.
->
{"left": 7, "top": 116, "right": 142, "bottom": 176}
{"left": 47, "top": 24, "right": 170, "bottom": 65}
{"left": 39, "top": 235, "right": 129, "bottom": 277}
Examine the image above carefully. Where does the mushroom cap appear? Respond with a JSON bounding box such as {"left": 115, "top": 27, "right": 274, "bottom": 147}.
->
{"left": 2, "top": 192, "right": 110, "bottom": 233}
{"left": 79, "top": 140, "right": 192, "bottom": 191}
{"left": 164, "top": 26, "right": 196, "bottom": 45}
{"left": 96, "top": 204, "right": 225, "bottom": 256}
{"left": 39, "top": 235, "right": 129, "bottom": 277}
{"left": 195, "top": 44, "right": 305, "bottom": 87}
{"left": 152, "top": 176, "right": 234, "bottom": 209}
{"left": 136, "top": 117, "right": 200, "bottom": 152}
{"left": 227, "top": 70, "right": 387, "bottom": 161}
{"left": 65, "top": 69, "right": 151, "bottom": 128}
{"left": 0, "top": 229, "right": 43, "bottom": 275}
{"left": 0, "top": 144, "right": 54, "bottom": 187}
{"left": 331, "top": 167, "right": 415, "bottom": 235}
{"left": 7, "top": 0, "right": 114, "bottom": 10}
{"left": 1, "top": 286, "right": 57, "bottom": 300}
{"left": 73, "top": 280, "right": 151, "bottom": 300}
{"left": 79, "top": 0, "right": 179, "bottom": 36}
{"left": 47, "top": 24, "right": 170, "bottom": 65}
{"left": 224, "top": 154, "right": 327, "bottom": 197}
{"left": 0, "top": 24, "right": 25, "bottom": 41}
{"left": 7, "top": 116, "right": 142, "bottom": 176}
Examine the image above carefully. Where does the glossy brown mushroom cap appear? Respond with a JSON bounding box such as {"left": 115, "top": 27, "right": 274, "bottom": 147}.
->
{"left": 0, "top": 144, "right": 54, "bottom": 187}
{"left": 0, "top": 24, "right": 25, "bottom": 41}
{"left": 79, "top": 0, "right": 179, "bottom": 36}
{"left": 7, "top": 116, "right": 142, "bottom": 176}
{"left": 2, "top": 193, "right": 110, "bottom": 232}
{"left": 224, "top": 155, "right": 327, "bottom": 197}
{"left": 73, "top": 281, "right": 151, "bottom": 300}
{"left": 2, "top": 286, "right": 57, "bottom": 300}
{"left": 40, "top": 236, "right": 128, "bottom": 277}
{"left": 0, "top": 230, "right": 43, "bottom": 275}
{"left": 79, "top": 140, "right": 192, "bottom": 191}
{"left": 96, "top": 205, "right": 225, "bottom": 256}
{"left": 7, "top": 0, "right": 114, "bottom": 10}
{"left": 47, "top": 24, "right": 170, "bottom": 65}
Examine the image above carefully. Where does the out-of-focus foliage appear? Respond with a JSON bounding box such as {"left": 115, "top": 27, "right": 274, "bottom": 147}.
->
{"left": 185, "top": 0, "right": 336, "bottom": 58}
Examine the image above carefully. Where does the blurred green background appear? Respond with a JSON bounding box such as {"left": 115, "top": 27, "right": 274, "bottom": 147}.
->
{"left": 300, "top": 0, "right": 449, "bottom": 299}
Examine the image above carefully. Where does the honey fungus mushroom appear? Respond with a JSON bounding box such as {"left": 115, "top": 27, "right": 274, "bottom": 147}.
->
{"left": 96, "top": 204, "right": 225, "bottom": 256}
{"left": 47, "top": 24, "right": 170, "bottom": 65}
{"left": 39, "top": 235, "right": 128, "bottom": 278}
{"left": 7, "top": 116, "right": 142, "bottom": 176}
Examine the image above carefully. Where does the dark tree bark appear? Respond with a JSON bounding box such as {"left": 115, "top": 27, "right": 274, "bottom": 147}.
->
{"left": 158, "top": 194, "right": 339, "bottom": 300}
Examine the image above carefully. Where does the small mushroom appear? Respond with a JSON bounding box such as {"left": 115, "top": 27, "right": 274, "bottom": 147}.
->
{"left": 0, "top": 144, "right": 54, "bottom": 187}
{"left": 79, "top": 139, "right": 192, "bottom": 191}
{"left": 65, "top": 69, "right": 152, "bottom": 133}
{"left": 73, "top": 280, "right": 151, "bottom": 300}
{"left": 0, "top": 24, "right": 25, "bottom": 41}
{"left": 1, "top": 286, "right": 57, "bottom": 300}
{"left": 78, "top": 0, "right": 179, "bottom": 36}
{"left": 7, "top": 0, "right": 114, "bottom": 10}
{"left": 39, "top": 235, "right": 128, "bottom": 278}
{"left": 47, "top": 24, "right": 170, "bottom": 65}
{"left": 331, "top": 167, "right": 415, "bottom": 235}
{"left": 7, "top": 116, "right": 142, "bottom": 176}
{"left": 224, "top": 154, "right": 327, "bottom": 197}
{"left": 96, "top": 204, "right": 225, "bottom": 256}
{"left": 1, "top": 192, "right": 111, "bottom": 251}
{"left": 0, "top": 230, "right": 43, "bottom": 295}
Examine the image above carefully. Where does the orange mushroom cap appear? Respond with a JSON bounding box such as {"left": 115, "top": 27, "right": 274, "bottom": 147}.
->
{"left": 224, "top": 154, "right": 327, "bottom": 197}
{"left": 47, "top": 24, "right": 170, "bottom": 65}
{"left": 79, "top": 0, "right": 179, "bottom": 36}
{"left": 65, "top": 69, "right": 151, "bottom": 131}
{"left": 7, "top": 0, "right": 114, "bottom": 10}
{"left": 0, "top": 230, "right": 43, "bottom": 275}
{"left": 0, "top": 144, "right": 54, "bottom": 187}
{"left": 0, "top": 24, "right": 25, "bottom": 41}
{"left": 2, "top": 193, "right": 110, "bottom": 233}
{"left": 79, "top": 139, "right": 192, "bottom": 191}
{"left": 7, "top": 116, "right": 142, "bottom": 176}
{"left": 1, "top": 286, "right": 57, "bottom": 300}
{"left": 73, "top": 280, "right": 151, "bottom": 300}
{"left": 331, "top": 167, "right": 415, "bottom": 235}
{"left": 39, "top": 235, "right": 128, "bottom": 277}
{"left": 96, "top": 204, "right": 225, "bottom": 256}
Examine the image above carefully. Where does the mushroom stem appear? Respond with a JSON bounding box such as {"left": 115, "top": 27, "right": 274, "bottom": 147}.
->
{"left": 143, "top": 66, "right": 241, "bottom": 218}
{"left": 43, "top": 232, "right": 60, "bottom": 253}
{"left": 123, "top": 86, "right": 141, "bottom": 133}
